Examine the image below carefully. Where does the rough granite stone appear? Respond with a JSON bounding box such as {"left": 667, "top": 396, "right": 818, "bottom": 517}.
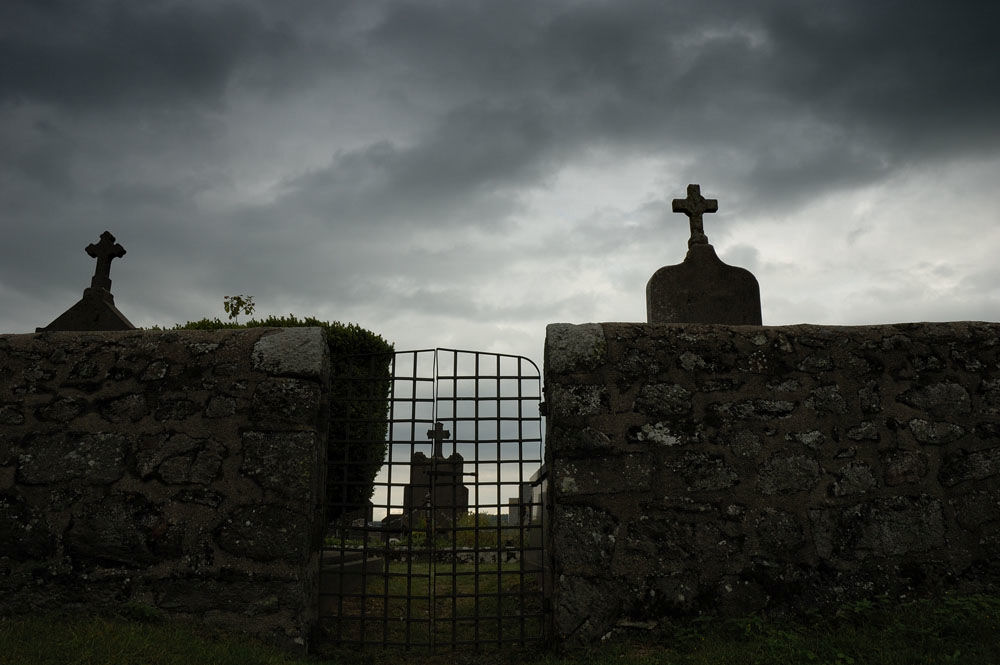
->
{"left": 65, "top": 493, "right": 162, "bottom": 567}
{"left": 242, "top": 431, "right": 318, "bottom": 501}
{"left": 898, "top": 382, "right": 971, "bottom": 417}
{"left": 252, "top": 328, "right": 327, "bottom": 380}
{"left": 939, "top": 447, "right": 1000, "bottom": 487}
{"left": 216, "top": 505, "right": 311, "bottom": 562}
{"left": 545, "top": 323, "right": 607, "bottom": 374}
{"left": 17, "top": 433, "right": 127, "bottom": 485}
{"left": 251, "top": 378, "right": 321, "bottom": 424}
{"left": 907, "top": 418, "right": 965, "bottom": 445}
{"left": 635, "top": 383, "right": 692, "bottom": 417}
{"left": 547, "top": 384, "right": 608, "bottom": 419}
{"left": 758, "top": 455, "right": 821, "bottom": 495}
{"left": 552, "top": 504, "right": 617, "bottom": 575}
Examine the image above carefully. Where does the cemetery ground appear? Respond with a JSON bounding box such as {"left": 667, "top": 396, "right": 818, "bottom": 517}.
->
{"left": 2, "top": 591, "right": 1000, "bottom": 664}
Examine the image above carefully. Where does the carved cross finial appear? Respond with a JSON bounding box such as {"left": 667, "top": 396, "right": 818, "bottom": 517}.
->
{"left": 86, "top": 231, "right": 126, "bottom": 292}
{"left": 427, "top": 421, "right": 451, "bottom": 458}
{"left": 672, "top": 184, "right": 718, "bottom": 249}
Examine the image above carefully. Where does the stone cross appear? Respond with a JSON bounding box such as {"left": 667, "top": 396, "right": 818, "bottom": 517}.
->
{"left": 427, "top": 421, "right": 451, "bottom": 458}
{"left": 672, "top": 184, "right": 718, "bottom": 249}
{"left": 86, "top": 231, "right": 126, "bottom": 292}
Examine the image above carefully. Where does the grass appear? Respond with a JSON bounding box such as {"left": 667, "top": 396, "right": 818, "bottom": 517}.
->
{"left": 318, "top": 561, "right": 545, "bottom": 650}
{"left": 2, "top": 592, "right": 999, "bottom": 665}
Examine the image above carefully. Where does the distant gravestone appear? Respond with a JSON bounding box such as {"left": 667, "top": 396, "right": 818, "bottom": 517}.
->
{"left": 37, "top": 231, "right": 136, "bottom": 332}
{"left": 646, "top": 184, "right": 762, "bottom": 325}
{"left": 402, "top": 421, "right": 469, "bottom": 529}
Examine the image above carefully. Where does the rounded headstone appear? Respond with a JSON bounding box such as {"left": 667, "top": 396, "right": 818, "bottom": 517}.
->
{"left": 646, "top": 244, "right": 761, "bottom": 325}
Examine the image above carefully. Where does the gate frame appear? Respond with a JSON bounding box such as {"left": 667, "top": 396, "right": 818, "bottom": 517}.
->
{"left": 320, "top": 348, "right": 549, "bottom": 652}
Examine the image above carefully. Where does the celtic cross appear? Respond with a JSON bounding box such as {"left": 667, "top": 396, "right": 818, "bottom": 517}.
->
{"left": 86, "top": 231, "right": 126, "bottom": 291}
{"left": 671, "top": 184, "right": 718, "bottom": 248}
{"left": 427, "top": 421, "right": 451, "bottom": 458}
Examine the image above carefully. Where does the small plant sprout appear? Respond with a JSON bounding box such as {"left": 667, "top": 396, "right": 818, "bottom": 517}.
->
{"left": 223, "top": 295, "right": 255, "bottom": 324}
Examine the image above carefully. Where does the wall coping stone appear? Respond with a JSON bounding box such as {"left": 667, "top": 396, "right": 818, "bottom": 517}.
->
{"left": 252, "top": 327, "right": 328, "bottom": 380}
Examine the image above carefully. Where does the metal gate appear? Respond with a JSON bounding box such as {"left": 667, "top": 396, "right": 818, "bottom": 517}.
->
{"left": 320, "top": 348, "right": 547, "bottom": 651}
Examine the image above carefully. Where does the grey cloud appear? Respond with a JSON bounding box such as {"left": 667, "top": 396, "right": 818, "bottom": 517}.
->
{"left": 0, "top": 0, "right": 293, "bottom": 108}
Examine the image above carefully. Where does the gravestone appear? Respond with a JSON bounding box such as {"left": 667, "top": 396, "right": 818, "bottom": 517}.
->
{"left": 646, "top": 184, "right": 762, "bottom": 325}
{"left": 402, "top": 422, "right": 469, "bottom": 529}
{"left": 37, "top": 231, "right": 136, "bottom": 331}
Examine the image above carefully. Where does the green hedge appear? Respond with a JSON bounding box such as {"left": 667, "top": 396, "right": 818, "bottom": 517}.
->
{"left": 172, "top": 315, "right": 393, "bottom": 524}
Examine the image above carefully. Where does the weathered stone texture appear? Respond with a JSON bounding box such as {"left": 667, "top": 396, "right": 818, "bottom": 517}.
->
{"left": 545, "top": 321, "right": 1000, "bottom": 646}
{"left": 0, "top": 328, "right": 329, "bottom": 652}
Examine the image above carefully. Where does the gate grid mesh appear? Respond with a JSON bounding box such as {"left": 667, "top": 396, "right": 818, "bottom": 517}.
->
{"left": 321, "top": 349, "right": 547, "bottom": 651}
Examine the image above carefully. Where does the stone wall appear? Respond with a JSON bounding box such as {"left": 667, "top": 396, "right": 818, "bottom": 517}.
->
{"left": 0, "top": 328, "right": 329, "bottom": 651}
{"left": 544, "top": 321, "right": 1000, "bottom": 644}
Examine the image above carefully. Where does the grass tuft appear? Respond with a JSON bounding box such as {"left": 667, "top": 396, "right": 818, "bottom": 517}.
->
{"left": 1, "top": 592, "right": 998, "bottom": 665}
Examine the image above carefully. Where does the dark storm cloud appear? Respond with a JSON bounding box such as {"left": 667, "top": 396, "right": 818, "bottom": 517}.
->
{"left": 275, "top": 100, "right": 561, "bottom": 232}
{"left": 273, "top": 0, "right": 1000, "bottom": 221}
{"left": 2, "top": 0, "right": 1000, "bottom": 339}
{"left": 0, "top": 0, "right": 297, "bottom": 108}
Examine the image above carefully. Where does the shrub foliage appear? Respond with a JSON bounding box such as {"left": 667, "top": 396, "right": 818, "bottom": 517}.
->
{"left": 171, "top": 313, "right": 393, "bottom": 523}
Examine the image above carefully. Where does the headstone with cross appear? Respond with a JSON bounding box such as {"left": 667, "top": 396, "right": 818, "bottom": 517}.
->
{"left": 646, "top": 184, "right": 762, "bottom": 325}
{"left": 86, "top": 231, "right": 127, "bottom": 292}
{"left": 401, "top": 421, "right": 469, "bottom": 529}
{"left": 427, "top": 421, "right": 451, "bottom": 458}
{"left": 37, "top": 231, "right": 136, "bottom": 332}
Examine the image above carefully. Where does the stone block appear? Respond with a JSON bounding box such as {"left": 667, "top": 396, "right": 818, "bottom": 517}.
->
{"left": 552, "top": 505, "right": 617, "bottom": 576}
{"left": 0, "top": 404, "right": 24, "bottom": 425}
{"left": 758, "top": 455, "right": 821, "bottom": 495}
{"left": 546, "top": 384, "right": 608, "bottom": 419}
{"left": 205, "top": 396, "right": 237, "bottom": 418}
{"left": 551, "top": 426, "right": 617, "bottom": 456}
{"left": 753, "top": 509, "right": 805, "bottom": 554}
{"left": 810, "top": 496, "right": 945, "bottom": 561}
{"left": 36, "top": 396, "right": 86, "bottom": 423}
{"left": 216, "top": 505, "right": 311, "bottom": 562}
{"left": 65, "top": 493, "right": 163, "bottom": 567}
{"left": 907, "top": 418, "right": 965, "bottom": 445}
{"left": 831, "top": 462, "right": 877, "bottom": 497}
{"left": 671, "top": 452, "right": 738, "bottom": 491}
{"left": 17, "top": 432, "right": 127, "bottom": 485}
{"left": 157, "top": 442, "right": 224, "bottom": 485}
{"left": 806, "top": 385, "right": 847, "bottom": 414}
{"left": 882, "top": 450, "right": 929, "bottom": 486}
{"left": 898, "top": 382, "right": 971, "bottom": 418}
{"left": 635, "top": 383, "right": 692, "bottom": 417}
{"left": 627, "top": 422, "right": 697, "bottom": 447}
{"left": 136, "top": 433, "right": 203, "bottom": 478}
{"left": 251, "top": 378, "right": 321, "bottom": 425}
{"left": 950, "top": 489, "right": 1000, "bottom": 530}
{"left": 545, "top": 323, "right": 607, "bottom": 374}
{"left": 252, "top": 328, "right": 327, "bottom": 380}
{"left": 554, "top": 455, "right": 651, "bottom": 497}
{"left": 939, "top": 447, "right": 1000, "bottom": 487}
{"left": 101, "top": 394, "right": 148, "bottom": 423}
{"left": 554, "top": 575, "right": 625, "bottom": 644}
{"left": 242, "top": 431, "right": 318, "bottom": 500}
{"left": 709, "top": 398, "right": 795, "bottom": 420}
{"left": 0, "top": 492, "right": 54, "bottom": 559}
{"left": 155, "top": 395, "right": 199, "bottom": 421}
{"left": 155, "top": 574, "right": 295, "bottom": 615}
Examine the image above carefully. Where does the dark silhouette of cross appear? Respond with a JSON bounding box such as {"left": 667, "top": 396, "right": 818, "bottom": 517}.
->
{"left": 672, "top": 184, "right": 718, "bottom": 249}
{"left": 427, "top": 421, "right": 451, "bottom": 458}
{"left": 86, "top": 231, "right": 126, "bottom": 291}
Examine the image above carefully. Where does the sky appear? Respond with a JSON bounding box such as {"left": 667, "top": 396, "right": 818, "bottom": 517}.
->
{"left": 3, "top": 0, "right": 1000, "bottom": 368}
